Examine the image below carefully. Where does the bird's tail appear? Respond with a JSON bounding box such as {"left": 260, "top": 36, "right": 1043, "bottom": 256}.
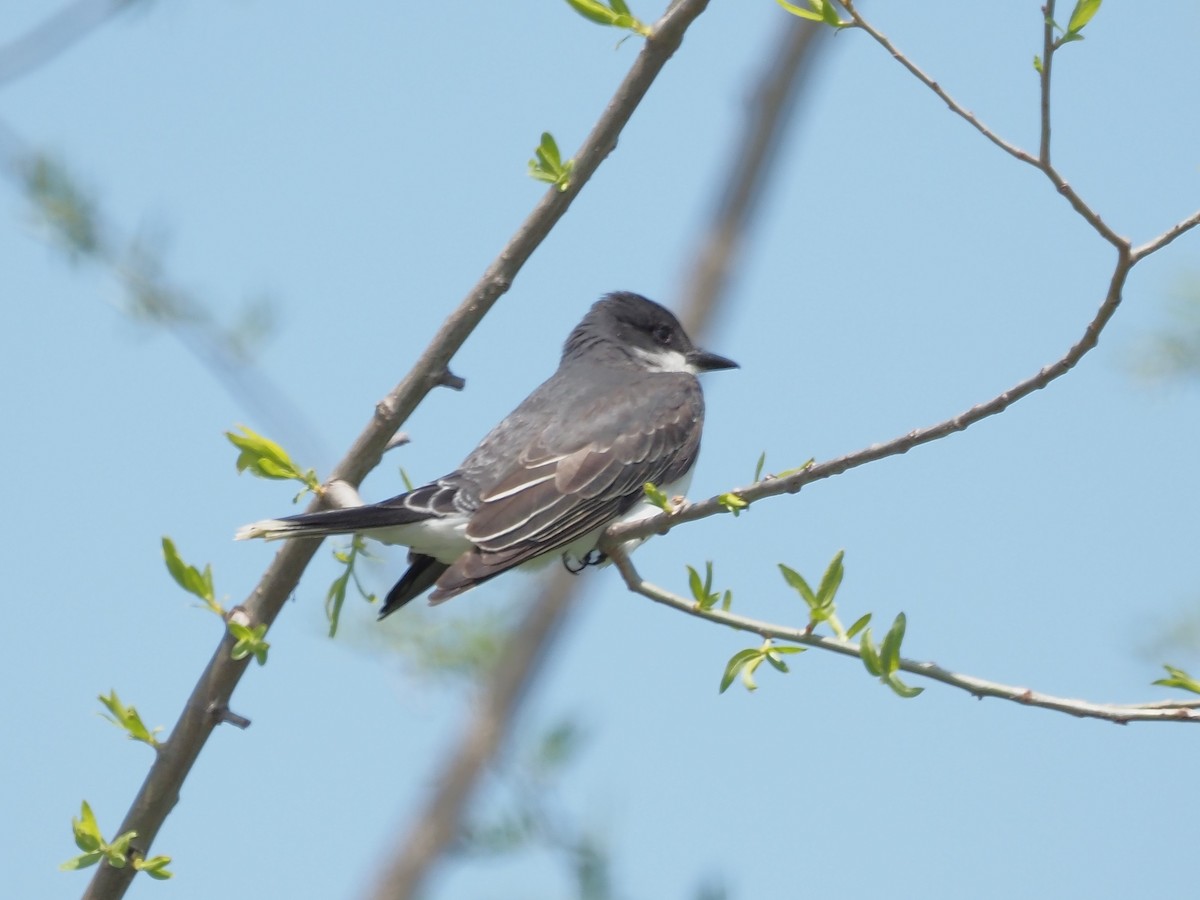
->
{"left": 235, "top": 504, "right": 429, "bottom": 541}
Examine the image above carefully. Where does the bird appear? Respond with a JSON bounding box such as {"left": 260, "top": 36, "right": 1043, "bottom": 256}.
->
{"left": 236, "top": 291, "right": 737, "bottom": 618}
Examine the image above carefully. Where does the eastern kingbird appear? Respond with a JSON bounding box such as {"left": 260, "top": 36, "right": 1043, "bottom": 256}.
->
{"left": 236, "top": 291, "right": 737, "bottom": 617}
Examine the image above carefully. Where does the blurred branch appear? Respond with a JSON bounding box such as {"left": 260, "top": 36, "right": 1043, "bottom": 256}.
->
{"left": 676, "top": 17, "right": 825, "bottom": 337}
{"left": 0, "top": 0, "right": 141, "bottom": 88}
{"left": 82, "top": 2, "right": 714, "bottom": 897}
{"left": 3, "top": 138, "right": 326, "bottom": 457}
{"left": 363, "top": 14, "right": 828, "bottom": 900}
{"left": 606, "top": 544, "right": 1200, "bottom": 725}
{"left": 367, "top": 568, "right": 577, "bottom": 900}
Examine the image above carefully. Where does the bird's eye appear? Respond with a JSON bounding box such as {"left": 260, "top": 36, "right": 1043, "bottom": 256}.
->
{"left": 651, "top": 324, "right": 673, "bottom": 345}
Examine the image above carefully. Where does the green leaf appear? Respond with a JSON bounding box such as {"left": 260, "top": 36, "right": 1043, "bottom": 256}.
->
{"left": 884, "top": 673, "right": 925, "bottom": 699}
{"left": 880, "top": 612, "right": 908, "bottom": 675}
{"left": 778, "top": 563, "right": 817, "bottom": 607}
{"left": 753, "top": 451, "right": 767, "bottom": 483}
{"left": 562, "top": 0, "right": 649, "bottom": 35}
{"left": 643, "top": 481, "right": 673, "bottom": 512}
{"left": 60, "top": 851, "right": 103, "bottom": 871}
{"left": 71, "top": 801, "right": 102, "bottom": 853}
{"left": 528, "top": 132, "right": 575, "bottom": 192}
{"left": 719, "top": 648, "right": 761, "bottom": 693}
{"left": 815, "top": 550, "right": 845, "bottom": 606}
{"left": 845, "top": 612, "right": 872, "bottom": 639}
{"left": 718, "top": 492, "right": 748, "bottom": 515}
{"left": 98, "top": 690, "right": 161, "bottom": 747}
{"left": 686, "top": 564, "right": 707, "bottom": 604}
{"left": 1033, "top": 54, "right": 1044, "bottom": 74}
{"left": 740, "top": 654, "right": 764, "bottom": 691}
{"left": 134, "top": 855, "right": 174, "bottom": 880}
{"left": 776, "top": 458, "right": 815, "bottom": 479}
{"left": 775, "top": 0, "right": 847, "bottom": 28}
{"left": 226, "top": 424, "right": 320, "bottom": 496}
{"left": 1153, "top": 664, "right": 1200, "bottom": 695}
{"left": 859, "top": 628, "right": 883, "bottom": 677}
{"left": 228, "top": 621, "right": 270, "bottom": 665}
{"left": 775, "top": 0, "right": 824, "bottom": 23}
{"left": 564, "top": 0, "right": 622, "bottom": 27}
{"left": 161, "top": 537, "right": 212, "bottom": 603}
{"left": 1066, "top": 0, "right": 1101, "bottom": 35}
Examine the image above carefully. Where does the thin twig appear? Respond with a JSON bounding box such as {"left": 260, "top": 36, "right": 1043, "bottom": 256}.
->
{"left": 605, "top": 546, "right": 1200, "bottom": 725}
{"left": 840, "top": 0, "right": 1127, "bottom": 249}
{"left": 82, "top": 3, "right": 712, "bottom": 897}
{"left": 840, "top": 1, "right": 1037, "bottom": 167}
{"left": 1039, "top": 0, "right": 1055, "bottom": 165}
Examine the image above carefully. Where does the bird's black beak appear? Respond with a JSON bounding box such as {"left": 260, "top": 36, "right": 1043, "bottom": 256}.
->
{"left": 687, "top": 349, "right": 739, "bottom": 372}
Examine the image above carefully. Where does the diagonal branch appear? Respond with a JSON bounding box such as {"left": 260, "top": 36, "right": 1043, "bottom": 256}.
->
{"left": 82, "top": 3, "right": 712, "bottom": 898}
{"left": 605, "top": 546, "right": 1200, "bottom": 725}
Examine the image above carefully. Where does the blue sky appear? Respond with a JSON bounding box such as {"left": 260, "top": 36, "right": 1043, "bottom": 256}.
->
{"left": 3, "top": 2, "right": 1199, "bottom": 898}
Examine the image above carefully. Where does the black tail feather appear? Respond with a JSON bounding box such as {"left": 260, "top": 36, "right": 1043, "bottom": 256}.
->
{"left": 380, "top": 554, "right": 450, "bottom": 618}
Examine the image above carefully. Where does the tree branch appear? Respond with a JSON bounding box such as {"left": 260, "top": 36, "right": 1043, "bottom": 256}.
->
{"left": 605, "top": 545, "right": 1200, "bottom": 725}
{"left": 82, "top": 3, "right": 712, "bottom": 897}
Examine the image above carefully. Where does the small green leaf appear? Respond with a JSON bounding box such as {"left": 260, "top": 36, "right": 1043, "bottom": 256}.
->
{"left": 740, "top": 654, "right": 764, "bottom": 691}
{"left": 528, "top": 132, "right": 575, "bottom": 192}
{"left": 884, "top": 673, "right": 924, "bottom": 699}
{"left": 859, "top": 628, "right": 883, "bottom": 677}
{"left": 228, "top": 621, "right": 270, "bottom": 665}
{"left": 134, "top": 855, "right": 174, "bottom": 880}
{"left": 845, "top": 612, "right": 872, "bottom": 639}
{"left": 687, "top": 564, "right": 706, "bottom": 604}
{"left": 71, "top": 801, "right": 102, "bottom": 852}
{"left": 1066, "top": 0, "right": 1101, "bottom": 35}
{"left": 98, "top": 690, "right": 161, "bottom": 748}
{"left": 753, "top": 451, "right": 767, "bottom": 483}
{"left": 775, "top": 0, "right": 847, "bottom": 28}
{"left": 776, "top": 458, "right": 815, "bottom": 479}
{"left": 1033, "top": 54, "right": 1044, "bottom": 74}
{"left": 226, "top": 425, "right": 321, "bottom": 497}
{"left": 778, "top": 563, "right": 817, "bottom": 608}
{"left": 643, "top": 481, "right": 673, "bottom": 512}
{"left": 815, "top": 550, "right": 845, "bottom": 606}
{"left": 562, "top": 0, "right": 649, "bottom": 35}
{"left": 1153, "top": 664, "right": 1200, "bottom": 695}
{"left": 718, "top": 492, "right": 748, "bottom": 516}
{"left": 879, "top": 612, "right": 908, "bottom": 675}
{"left": 60, "top": 851, "right": 103, "bottom": 871}
{"left": 564, "top": 0, "right": 622, "bottom": 26}
{"left": 719, "top": 648, "right": 761, "bottom": 694}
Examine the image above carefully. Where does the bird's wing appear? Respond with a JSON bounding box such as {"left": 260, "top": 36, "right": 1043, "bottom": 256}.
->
{"left": 430, "top": 374, "right": 704, "bottom": 601}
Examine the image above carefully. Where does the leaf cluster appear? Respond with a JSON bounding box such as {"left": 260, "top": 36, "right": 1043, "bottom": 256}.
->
{"left": 225, "top": 424, "right": 321, "bottom": 500}
{"left": 60, "top": 802, "right": 172, "bottom": 880}
{"left": 528, "top": 132, "right": 575, "bottom": 193}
